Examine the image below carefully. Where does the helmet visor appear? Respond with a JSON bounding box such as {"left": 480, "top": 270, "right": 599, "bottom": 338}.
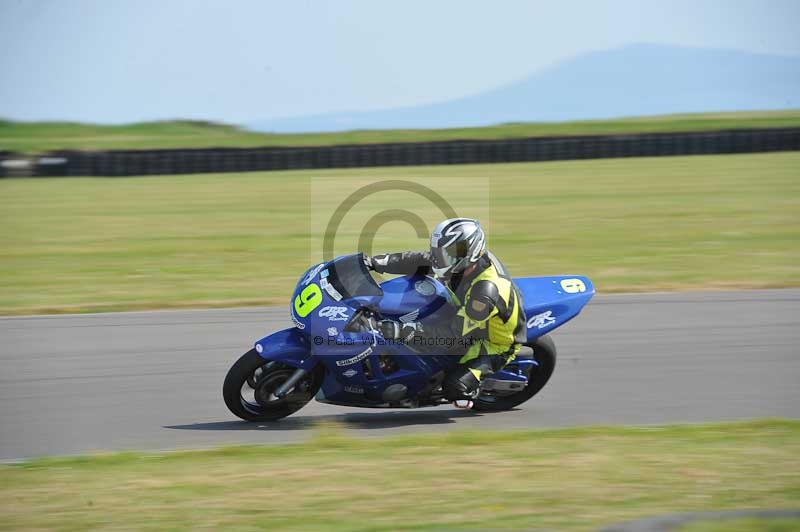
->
{"left": 431, "top": 239, "right": 470, "bottom": 272}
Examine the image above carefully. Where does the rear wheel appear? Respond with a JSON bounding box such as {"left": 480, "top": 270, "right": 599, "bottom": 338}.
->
{"left": 473, "top": 334, "right": 557, "bottom": 412}
{"left": 223, "top": 349, "right": 323, "bottom": 421}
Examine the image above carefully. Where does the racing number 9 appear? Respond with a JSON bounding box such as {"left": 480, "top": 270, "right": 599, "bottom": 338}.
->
{"left": 294, "top": 283, "right": 322, "bottom": 318}
{"left": 560, "top": 278, "right": 587, "bottom": 294}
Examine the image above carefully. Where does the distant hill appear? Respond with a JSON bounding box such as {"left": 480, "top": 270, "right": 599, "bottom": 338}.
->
{"left": 249, "top": 44, "right": 800, "bottom": 133}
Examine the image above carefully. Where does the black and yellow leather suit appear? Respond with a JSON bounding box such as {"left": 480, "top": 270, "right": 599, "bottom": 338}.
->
{"left": 370, "top": 250, "right": 527, "bottom": 400}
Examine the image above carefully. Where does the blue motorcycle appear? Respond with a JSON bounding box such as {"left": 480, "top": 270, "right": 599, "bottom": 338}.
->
{"left": 223, "top": 253, "right": 594, "bottom": 421}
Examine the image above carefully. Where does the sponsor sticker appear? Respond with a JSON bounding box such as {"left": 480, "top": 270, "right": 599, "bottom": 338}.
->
{"left": 320, "top": 278, "right": 343, "bottom": 301}
{"left": 343, "top": 385, "right": 364, "bottom": 394}
{"left": 342, "top": 369, "right": 357, "bottom": 378}
{"left": 327, "top": 326, "right": 338, "bottom": 337}
{"left": 302, "top": 264, "right": 326, "bottom": 286}
{"left": 290, "top": 310, "right": 306, "bottom": 329}
{"left": 335, "top": 346, "right": 373, "bottom": 366}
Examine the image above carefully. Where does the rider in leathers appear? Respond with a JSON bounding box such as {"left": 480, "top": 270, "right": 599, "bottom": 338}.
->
{"left": 365, "top": 218, "right": 527, "bottom": 407}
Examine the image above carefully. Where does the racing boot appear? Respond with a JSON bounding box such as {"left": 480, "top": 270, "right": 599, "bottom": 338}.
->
{"left": 445, "top": 354, "right": 508, "bottom": 408}
{"left": 443, "top": 366, "right": 481, "bottom": 408}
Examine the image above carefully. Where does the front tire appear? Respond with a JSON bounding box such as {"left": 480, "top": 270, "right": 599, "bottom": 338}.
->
{"left": 473, "top": 334, "right": 557, "bottom": 412}
{"left": 223, "top": 349, "right": 323, "bottom": 421}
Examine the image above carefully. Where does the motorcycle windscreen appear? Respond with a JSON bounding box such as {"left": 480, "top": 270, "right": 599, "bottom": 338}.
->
{"left": 326, "top": 253, "right": 383, "bottom": 301}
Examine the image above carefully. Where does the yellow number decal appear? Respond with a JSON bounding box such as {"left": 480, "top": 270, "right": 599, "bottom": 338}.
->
{"left": 560, "top": 278, "right": 586, "bottom": 294}
{"left": 294, "top": 283, "right": 323, "bottom": 318}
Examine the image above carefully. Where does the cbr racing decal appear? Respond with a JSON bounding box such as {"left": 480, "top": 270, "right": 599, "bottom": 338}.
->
{"left": 319, "top": 306, "right": 350, "bottom": 321}
{"left": 527, "top": 310, "right": 556, "bottom": 329}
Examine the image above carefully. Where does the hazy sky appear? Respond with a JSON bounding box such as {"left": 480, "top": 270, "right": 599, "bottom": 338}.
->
{"left": 1, "top": 0, "right": 798, "bottom": 124}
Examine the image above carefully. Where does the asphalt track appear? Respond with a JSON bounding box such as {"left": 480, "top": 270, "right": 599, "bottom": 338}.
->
{"left": 1, "top": 290, "right": 798, "bottom": 461}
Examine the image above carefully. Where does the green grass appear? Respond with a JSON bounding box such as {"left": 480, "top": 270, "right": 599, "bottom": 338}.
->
{"left": 680, "top": 517, "right": 800, "bottom": 531}
{"left": 0, "top": 152, "right": 798, "bottom": 315}
{"left": 1, "top": 110, "right": 799, "bottom": 153}
{"left": 0, "top": 419, "right": 798, "bottom": 531}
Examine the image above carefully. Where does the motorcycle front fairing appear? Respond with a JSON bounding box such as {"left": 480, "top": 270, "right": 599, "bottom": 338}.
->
{"left": 253, "top": 254, "right": 381, "bottom": 371}
{"left": 253, "top": 328, "right": 316, "bottom": 370}
{"left": 252, "top": 254, "right": 448, "bottom": 406}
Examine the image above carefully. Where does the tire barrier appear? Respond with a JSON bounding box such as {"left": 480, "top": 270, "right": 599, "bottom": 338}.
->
{"left": 2, "top": 127, "right": 799, "bottom": 177}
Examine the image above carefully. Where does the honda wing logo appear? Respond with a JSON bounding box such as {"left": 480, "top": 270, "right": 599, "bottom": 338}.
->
{"left": 399, "top": 309, "right": 419, "bottom": 323}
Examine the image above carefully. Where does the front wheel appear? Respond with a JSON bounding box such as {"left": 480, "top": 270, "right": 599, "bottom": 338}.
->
{"left": 473, "top": 334, "right": 557, "bottom": 412}
{"left": 223, "top": 349, "right": 323, "bottom": 421}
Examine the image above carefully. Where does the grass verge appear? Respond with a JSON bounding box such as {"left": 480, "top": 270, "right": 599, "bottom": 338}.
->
{"left": 0, "top": 419, "right": 798, "bottom": 531}
{"left": 1, "top": 152, "right": 799, "bottom": 314}
{"left": 679, "top": 517, "right": 800, "bottom": 531}
{"left": 1, "top": 110, "right": 799, "bottom": 153}
{"left": 1, "top": 152, "right": 798, "bottom": 314}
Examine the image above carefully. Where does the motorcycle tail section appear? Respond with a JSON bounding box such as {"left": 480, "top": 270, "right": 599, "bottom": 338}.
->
{"left": 513, "top": 275, "right": 595, "bottom": 341}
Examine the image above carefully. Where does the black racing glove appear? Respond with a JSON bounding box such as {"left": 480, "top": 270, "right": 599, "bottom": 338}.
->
{"left": 363, "top": 255, "right": 375, "bottom": 271}
{"left": 363, "top": 254, "right": 393, "bottom": 273}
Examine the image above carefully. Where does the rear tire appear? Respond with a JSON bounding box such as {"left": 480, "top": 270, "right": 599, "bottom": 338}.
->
{"left": 223, "top": 349, "right": 323, "bottom": 422}
{"left": 473, "top": 334, "right": 557, "bottom": 412}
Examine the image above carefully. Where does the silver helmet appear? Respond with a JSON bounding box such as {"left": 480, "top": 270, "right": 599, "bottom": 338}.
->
{"left": 430, "top": 218, "right": 486, "bottom": 279}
